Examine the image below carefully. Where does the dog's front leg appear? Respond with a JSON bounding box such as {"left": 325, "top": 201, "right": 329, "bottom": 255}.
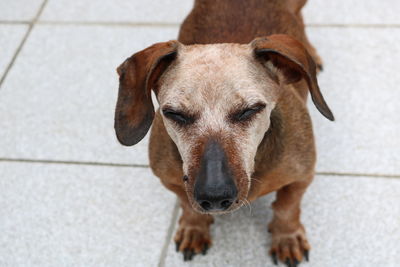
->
{"left": 268, "top": 180, "right": 311, "bottom": 266}
{"left": 164, "top": 183, "right": 214, "bottom": 261}
{"left": 175, "top": 199, "right": 214, "bottom": 261}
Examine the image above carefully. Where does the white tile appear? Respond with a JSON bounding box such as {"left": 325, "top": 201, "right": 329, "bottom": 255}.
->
{"left": 0, "top": 162, "right": 176, "bottom": 266}
{"left": 0, "top": 25, "right": 179, "bottom": 165}
{"left": 306, "top": 27, "right": 400, "bottom": 175}
{"left": 0, "top": 25, "right": 28, "bottom": 79}
{"left": 0, "top": 0, "right": 44, "bottom": 21}
{"left": 304, "top": 0, "right": 400, "bottom": 25}
{"left": 41, "top": 0, "right": 193, "bottom": 23}
{"left": 163, "top": 175, "right": 400, "bottom": 267}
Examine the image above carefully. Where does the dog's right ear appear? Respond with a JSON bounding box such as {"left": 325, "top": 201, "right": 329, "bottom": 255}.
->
{"left": 251, "top": 35, "right": 334, "bottom": 121}
{"left": 115, "top": 41, "right": 179, "bottom": 146}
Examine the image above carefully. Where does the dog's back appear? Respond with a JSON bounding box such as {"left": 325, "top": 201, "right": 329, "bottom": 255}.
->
{"left": 179, "top": 0, "right": 308, "bottom": 45}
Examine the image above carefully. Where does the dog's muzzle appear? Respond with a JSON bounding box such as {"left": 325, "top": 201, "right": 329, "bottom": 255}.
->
{"left": 194, "top": 139, "right": 238, "bottom": 212}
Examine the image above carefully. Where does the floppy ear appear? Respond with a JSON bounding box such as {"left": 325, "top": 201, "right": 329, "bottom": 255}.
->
{"left": 115, "top": 41, "right": 179, "bottom": 146}
{"left": 251, "top": 34, "right": 334, "bottom": 121}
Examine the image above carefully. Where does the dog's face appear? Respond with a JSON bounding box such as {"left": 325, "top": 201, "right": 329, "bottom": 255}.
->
{"left": 157, "top": 44, "right": 279, "bottom": 213}
{"left": 114, "top": 35, "right": 333, "bottom": 214}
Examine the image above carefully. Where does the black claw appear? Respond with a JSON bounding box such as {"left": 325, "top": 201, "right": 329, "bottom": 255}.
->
{"left": 175, "top": 241, "right": 180, "bottom": 252}
{"left": 317, "top": 64, "right": 324, "bottom": 71}
{"left": 183, "top": 249, "right": 194, "bottom": 261}
{"left": 304, "top": 250, "right": 309, "bottom": 262}
{"left": 188, "top": 250, "right": 194, "bottom": 260}
{"left": 183, "top": 248, "right": 188, "bottom": 261}
{"left": 183, "top": 248, "right": 189, "bottom": 261}
{"left": 285, "top": 258, "right": 292, "bottom": 267}
{"left": 202, "top": 243, "right": 209, "bottom": 255}
{"left": 271, "top": 252, "right": 278, "bottom": 265}
{"left": 293, "top": 258, "right": 299, "bottom": 267}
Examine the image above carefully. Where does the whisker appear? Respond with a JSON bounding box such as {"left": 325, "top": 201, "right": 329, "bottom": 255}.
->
{"left": 251, "top": 177, "right": 262, "bottom": 184}
{"left": 239, "top": 199, "right": 245, "bottom": 208}
{"left": 240, "top": 199, "right": 252, "bottom": 216}
{"left": 244, "top": 198, "right": 252, "bottom": 216}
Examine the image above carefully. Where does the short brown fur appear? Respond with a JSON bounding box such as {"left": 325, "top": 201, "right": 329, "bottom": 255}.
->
{"left": 115, "top": 0, "right": 333, "bottom": 265}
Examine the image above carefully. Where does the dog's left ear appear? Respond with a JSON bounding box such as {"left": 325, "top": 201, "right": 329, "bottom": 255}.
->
{"left": 115, "top": 41, "right": 179, "bottom": 146}
{"left": 251, "top": 34, "right": 334, "bottom": 121}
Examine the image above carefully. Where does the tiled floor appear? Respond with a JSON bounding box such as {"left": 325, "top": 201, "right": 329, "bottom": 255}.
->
{"left": 0, "top": 1, "right": 399, "bottom": 267}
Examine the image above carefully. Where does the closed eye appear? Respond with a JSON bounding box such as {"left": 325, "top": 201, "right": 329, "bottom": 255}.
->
{"left": 230, "top": 103, "right": 266, "bottom": 122}
{"left": 162, "top": 108, "right": 195, "bottom": 125}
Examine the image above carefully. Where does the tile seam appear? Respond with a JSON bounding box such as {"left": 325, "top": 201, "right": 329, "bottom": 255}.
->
{"left": 0, "top": 20, "right": 30, "bottom": 25}
{"left": 0, "top": 158, "right": 149, "bottom": 168}
{"left": 316, "top": 171, "right": 400, "bottom": 180}
{"left": 1, "top": 158, "right": 399, "bottom": 179}
{"left": 2, "top": 21, "right": 400, "bottom": 28}
{"left": 0, "top": 0, "right": 48, "bottom": 89}
{"left": 38, "top": 21, "right": 180, "bottom": 27}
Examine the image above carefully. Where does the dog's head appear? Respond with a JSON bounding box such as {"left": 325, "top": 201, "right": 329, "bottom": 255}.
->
{"left": 115, "top": 35, "right": 333, "bottom": 214}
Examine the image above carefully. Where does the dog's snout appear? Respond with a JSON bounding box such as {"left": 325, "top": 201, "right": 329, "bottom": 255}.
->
{"left": 194, "top": 140, "right": 237, "bottom": 212}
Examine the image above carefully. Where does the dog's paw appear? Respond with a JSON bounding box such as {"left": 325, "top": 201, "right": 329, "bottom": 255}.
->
{"left": 174, "top": 221, "right": 212, "bottom": 261}
{"left": 268, "top": 224, "right": 310, "bottom": 267}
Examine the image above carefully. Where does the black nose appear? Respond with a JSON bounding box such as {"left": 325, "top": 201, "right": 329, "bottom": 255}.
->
{"left": 194, "top": 140, "right": 237, "bottom": 212}
{"left": 198, "top": 196, "right": 235, "bottom": 211}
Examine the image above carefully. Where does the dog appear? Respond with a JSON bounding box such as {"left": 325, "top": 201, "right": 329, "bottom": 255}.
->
{"left": 114, "top": 0, "right": 333, "bottom": 266}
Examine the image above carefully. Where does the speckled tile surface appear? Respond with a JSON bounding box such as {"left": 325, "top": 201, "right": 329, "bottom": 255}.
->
{"left": 0, "top": 162, "right": 176, "bottom": 266}
{"left": 304, "top": 0, "right": 400, "bottom": 25}
{"left": 0, "top": 0, "right": 44, "bottom": 21}
{"left": 307, "top": 28, "right": 400, "bottom": 175}
{"left": 40, "top": 0, "right": 193, "bottom": 23}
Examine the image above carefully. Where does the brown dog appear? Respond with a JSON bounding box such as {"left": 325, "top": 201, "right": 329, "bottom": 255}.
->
{"left": 114, "top": 0, "right": 333, "bottom": 266}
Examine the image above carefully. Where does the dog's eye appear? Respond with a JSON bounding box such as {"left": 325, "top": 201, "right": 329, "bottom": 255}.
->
{"left": 162, "top": 109, "right": 194, "bottom": 125}
{"left": 232, "top": 104, "right": 266, "bottom": 122}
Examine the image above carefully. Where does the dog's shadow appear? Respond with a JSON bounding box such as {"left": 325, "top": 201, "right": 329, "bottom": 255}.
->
{"left": 168, "top": 193, "right": 276, "bottom": 266}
